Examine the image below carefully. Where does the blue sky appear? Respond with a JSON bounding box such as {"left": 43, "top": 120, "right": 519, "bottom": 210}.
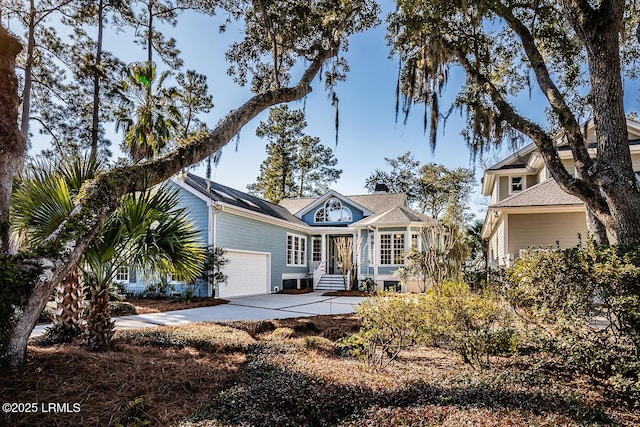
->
{"left": 31, "top": 3, "right": 640, "bottom": 220}
{"left": 63, "top": 6, "right": 492, "bottom": 219}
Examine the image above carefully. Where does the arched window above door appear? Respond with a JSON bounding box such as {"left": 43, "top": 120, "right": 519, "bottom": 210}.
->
{"left": 314, "top": 198, "right": 353, "bottom": 223}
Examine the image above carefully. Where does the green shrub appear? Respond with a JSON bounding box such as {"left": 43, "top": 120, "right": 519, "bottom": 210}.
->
{"left": 359, "top": 276, "right": 376, "bottom": 292}
{"left": 354, "top": 293, "right": 427, "bottom": 367}
{"left": 499, "top": 243, "right": 640, "bottom": 405}
{"left": 110, "top": 301, "right": 137, "bottom": 316}
{"left": 350, "top": 284, "right": 514, "bottom": 369}
{"left": 141, "top": 282, "right": 175, "bottom": 299}
{"left": 336, "top": 333, "right": 368, "bottom": 358}
{"left": 116, "top": 322, "right": 255, "bottom": 352}
{"left": 271, "top": 327, "right": 295, "bottom": 339}
{"left": 304, "top": 335, "right": 333, "bottom": 351}
{"left": 423, "top": 281, "right": 515, "bottom": 369}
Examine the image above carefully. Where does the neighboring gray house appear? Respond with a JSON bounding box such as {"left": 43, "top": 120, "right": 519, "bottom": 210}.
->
{"left": 122, "top": 172, "right": 438, "bottom": 298}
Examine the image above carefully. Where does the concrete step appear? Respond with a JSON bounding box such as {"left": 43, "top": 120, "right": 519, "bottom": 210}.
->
{"left": 316, "top": 275, "right": 349, "bottom": 291}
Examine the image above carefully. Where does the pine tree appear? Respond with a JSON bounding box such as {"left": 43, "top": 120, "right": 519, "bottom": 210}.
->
{"left": 248, "top": 105, "right": 341, "bottom": 203}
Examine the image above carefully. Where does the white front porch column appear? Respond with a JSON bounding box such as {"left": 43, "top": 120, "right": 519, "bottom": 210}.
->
{"left": 352, "top": 232, "right": 357, "bottom": 278}
{"left": 321, "top": 234, "right": 327, "bottom": 272}
{"left": 373, "top": 227, "right": 379, "bottom": 280}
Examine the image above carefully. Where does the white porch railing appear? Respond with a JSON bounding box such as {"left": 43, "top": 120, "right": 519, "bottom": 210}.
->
{"left": 313, "top": 262, "right": 325, "bottom": 289}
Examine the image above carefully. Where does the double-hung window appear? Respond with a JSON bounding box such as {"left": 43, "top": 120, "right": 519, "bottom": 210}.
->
{"left": 510, "top": 176, "right": 523, "bottom": 193}
{"left": 287, "top": 234, "right": 307, "bottom": 266}
{"left": 115, "top": 267, "right": 129, "bottom": 282}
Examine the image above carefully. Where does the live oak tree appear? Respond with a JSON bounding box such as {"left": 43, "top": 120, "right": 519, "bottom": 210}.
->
{"left": 388, "top": 0, "right": 640, "bottom": 245}
{"left": 0, "top": 0, "right": 380, "bottom": 368}
{"left": 248, "top": 105, "right": 342, "bottom": 203}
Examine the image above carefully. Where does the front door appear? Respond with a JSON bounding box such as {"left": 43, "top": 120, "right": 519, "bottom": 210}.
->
{"left": 328, "top": 235, "right": 352, "bottom": 275}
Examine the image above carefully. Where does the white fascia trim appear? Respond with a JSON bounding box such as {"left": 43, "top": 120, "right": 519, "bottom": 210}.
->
{"left": 307, "top": 226, "right": 359, "bottom": 233}
{"left": 485, "top": 142, "right": 537, "bottom": 171}
{"left": 225, "top": 248, "right": 271, "bottom": 256}
{"left": 295, "top": 189, "right": 375, "bottom": 218}
{"left": 220, "top": 203, "right": 311, "bottom": 233}
{"left": 480, "top": 210, "right": 495, "bottom": 239}
{"left": 489, "top": 205, "right": 585, "bottom": 215}
{"left": 169, "top": 176, "right": 214, "bottom": 206}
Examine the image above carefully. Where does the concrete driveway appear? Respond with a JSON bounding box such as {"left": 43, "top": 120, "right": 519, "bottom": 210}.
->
{"left": 31, "top": 291, "right": 366, "bottom": 337}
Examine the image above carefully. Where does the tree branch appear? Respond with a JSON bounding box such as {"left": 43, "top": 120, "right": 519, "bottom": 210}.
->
{"left": 451, "top": 43, "right": 610, "bottom": 218}
{"left": 24, "top": 43, "right": 335, "bottom": 284}
{"left": 492, "top": 1, "right": 594, "bottom": 182}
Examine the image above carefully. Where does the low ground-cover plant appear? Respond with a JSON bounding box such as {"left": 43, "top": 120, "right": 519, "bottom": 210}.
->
{"left": 115, "top": 322, "right": 256, "bottom": 353}
{"left": 344, "top": 283, "right": 514, "bottom": 369}
{"left": 499, "top": 243, "right": 640, "bottom": 405}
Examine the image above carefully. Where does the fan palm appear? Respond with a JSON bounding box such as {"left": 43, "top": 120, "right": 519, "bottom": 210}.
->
{"left": 114, "top": 61, "right": 180, "bottom": 162}
{"left": 11, "top": 155, "right": 205, "bottom": 349}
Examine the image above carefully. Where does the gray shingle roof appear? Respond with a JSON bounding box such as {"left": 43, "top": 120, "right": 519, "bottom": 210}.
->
{"left": 492, "top": 179, "right": 583, "bottom": 208}
{"left": 279, "top": 192, "right": 407, "bottom": 215}
{"left": 351, "top": 205, "right": 439, "bottom": 227}
{"left": 181, "top": 174, "right": 308, "bottom": 227}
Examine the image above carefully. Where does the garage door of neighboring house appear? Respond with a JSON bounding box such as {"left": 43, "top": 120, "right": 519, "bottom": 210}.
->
{"left": 218, "top": 249, "right": 271, "bottom": 298}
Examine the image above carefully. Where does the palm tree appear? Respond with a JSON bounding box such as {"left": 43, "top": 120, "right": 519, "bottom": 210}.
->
{"left": 12, "top": 156, "right": 101, "bottom": 341}
{"left": 11, "top": 155, "right": 205, "bottom": 349}
{"left": 81, "top": 187, "right": 204, "bottom": 350}
{"left": 114, "top": 61, "right": 180, "bottom": 162}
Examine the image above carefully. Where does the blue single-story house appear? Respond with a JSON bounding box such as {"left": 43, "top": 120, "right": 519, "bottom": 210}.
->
{"left": 120, "top": 172, "right": 439, "bottom": 298}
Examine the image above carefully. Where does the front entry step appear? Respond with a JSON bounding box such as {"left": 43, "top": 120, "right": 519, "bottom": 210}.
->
{"left": 315, "top": 274, "right": 349, "bottom": 291}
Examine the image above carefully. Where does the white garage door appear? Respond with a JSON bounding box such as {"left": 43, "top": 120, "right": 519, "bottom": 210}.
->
{"left": 218, "top": 250, "right": 270, "bottom": 298}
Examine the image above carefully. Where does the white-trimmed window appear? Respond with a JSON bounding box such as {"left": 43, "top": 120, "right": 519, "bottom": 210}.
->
{"left": 314, "top": 198, "right": 353, "bottom": 223}
{"left": 411, "top": 233, "right": 420, "bottom": 250}
{"left": 287, "top": 234, "right": 307, "bottom": 266}
{"left": 115, "top": 267, "right": 129, "bottom": 282}
{"left": 312, "top": 237, "right": 322, "bottom": 262}
{"left": 510, "top": 176, "right": 523, "bottom": 193}
{"left": 380, "top": 233, "right": 405, "bottom": 265}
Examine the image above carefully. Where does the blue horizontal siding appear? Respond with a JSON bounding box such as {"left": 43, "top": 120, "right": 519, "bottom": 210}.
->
{"left": 169, "top": 181, "right": 209, "bottom": 246}
{"left": 215, "top": 211, "right": 310, "bottom": 290}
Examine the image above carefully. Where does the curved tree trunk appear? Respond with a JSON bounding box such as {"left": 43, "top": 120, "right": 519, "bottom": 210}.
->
{"left": 585, "top": 207, "right": 609, "bottom": 246}
{"left": 0, "top": 9, "right": 343, "bottom": 367}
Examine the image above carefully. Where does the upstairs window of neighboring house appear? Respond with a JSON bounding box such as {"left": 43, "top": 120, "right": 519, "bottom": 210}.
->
{"left": 510, "top": 176, "right": 523, "bottom": 193}
{"left": 380, "top": 233, "right": 405, "bottom": 265}
{"left": 314, "top": 198, "right": 353, "bottom": 223}
{"left": 115, "top": 267, "right": 129, "bottom": 282}
{"left": 287, "top": 234, "right": 307, "bottom": 266}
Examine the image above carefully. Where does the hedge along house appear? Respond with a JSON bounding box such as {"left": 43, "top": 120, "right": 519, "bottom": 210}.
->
{"left": 121, "top": 173, "right": 440, "bottom": 298}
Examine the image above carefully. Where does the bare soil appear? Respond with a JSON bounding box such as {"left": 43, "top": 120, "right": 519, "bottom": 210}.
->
{"left": 125, "top": 297, "right": 228, "bottom": 314}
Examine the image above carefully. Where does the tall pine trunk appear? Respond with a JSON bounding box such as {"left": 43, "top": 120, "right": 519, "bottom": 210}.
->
{"left": 89, "top": 0, "right": 105, "bottom": 161}
{"left": 19, "top": 0, "right": 36, "bottom": 138}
